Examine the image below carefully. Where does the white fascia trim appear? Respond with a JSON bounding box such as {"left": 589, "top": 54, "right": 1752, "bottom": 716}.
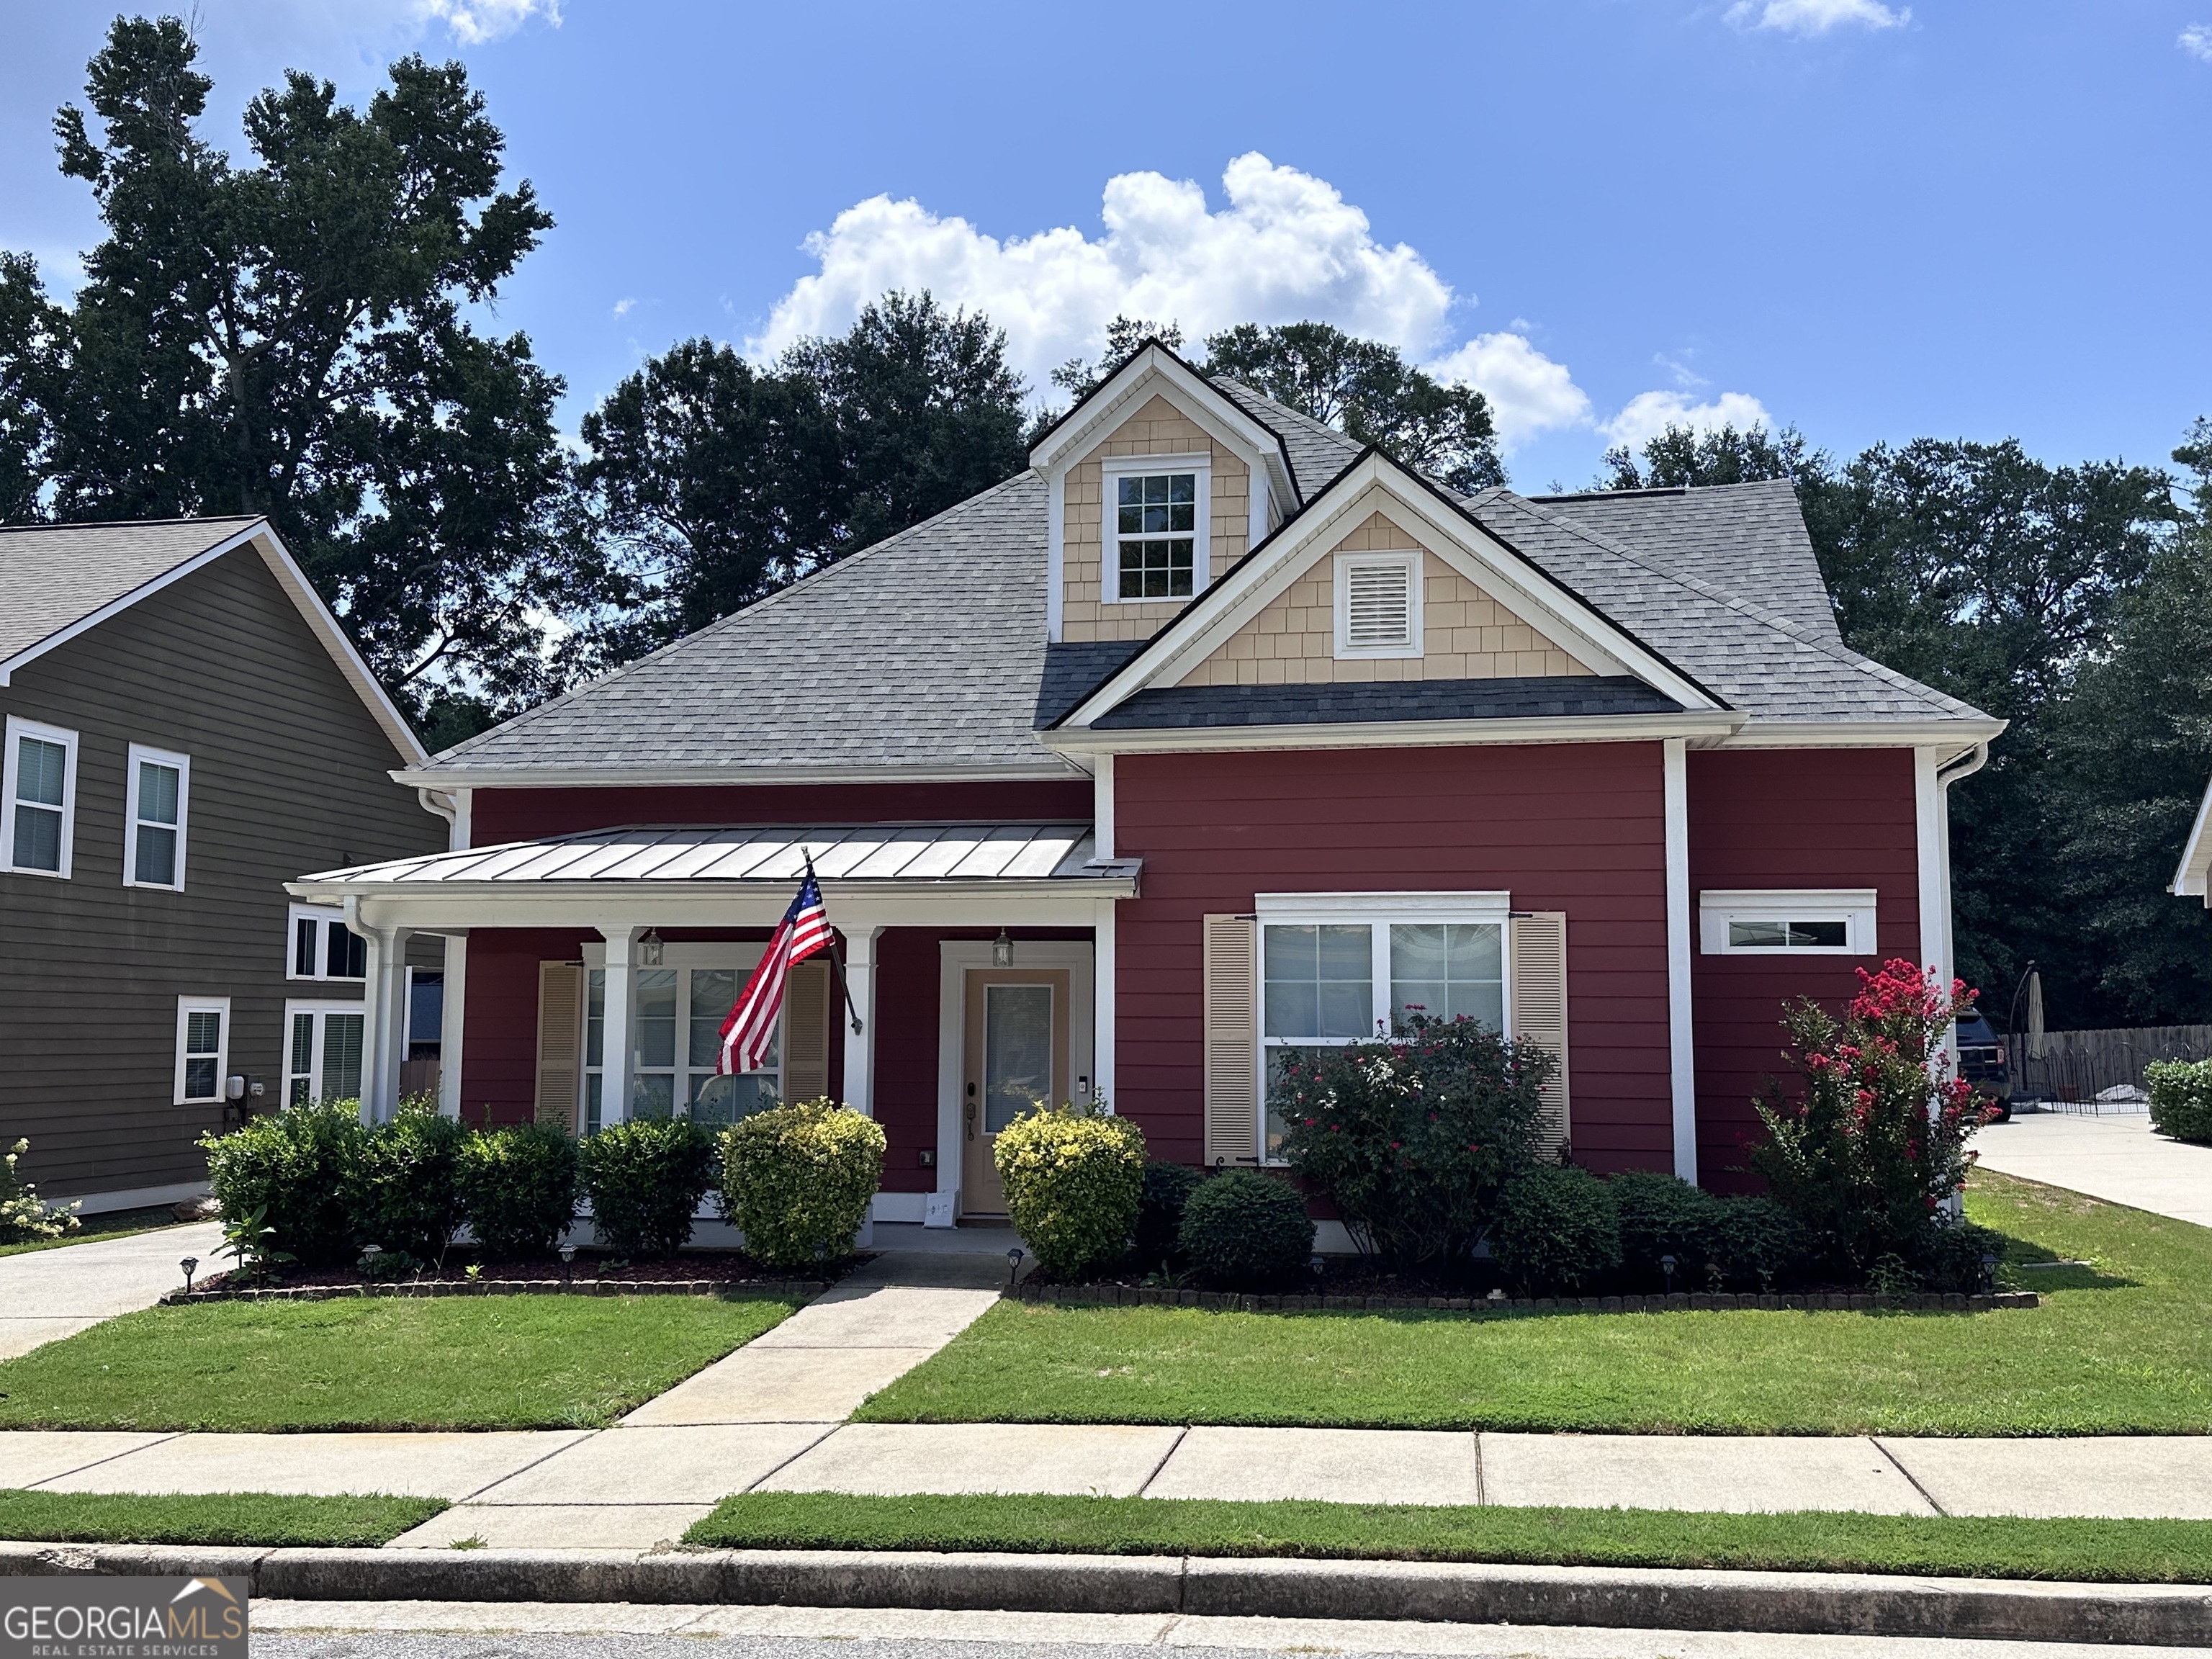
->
{"left": 1059, "top": 460, "right": 1717, "bottom": 729}
{"left": 2172, "top": 774, "right": 2212, "bottom": 899}
{"left": 387, "top": 761, "right": 1089, "bottom": 790}
{"left": 1717, "top": 719, "right": 2006, "bottom": 751}
{"left": 1031, "top": 346, "right": 1286, "bottom": 492}
{"left": 289, "top": 876, "right": 1139, "bottom": 904}
{"left": 1045, "top": 710, "right": 1744, "bottom": 757}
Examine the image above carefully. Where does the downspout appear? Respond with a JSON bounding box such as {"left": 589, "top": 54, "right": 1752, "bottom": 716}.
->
{"left": 1935, "top": 741, "right": 1990, "bottom": 1220}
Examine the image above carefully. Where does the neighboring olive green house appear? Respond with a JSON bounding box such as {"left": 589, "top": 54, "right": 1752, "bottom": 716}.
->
{"left": 0, "top": 518, "right": 449, "bottom": 1209}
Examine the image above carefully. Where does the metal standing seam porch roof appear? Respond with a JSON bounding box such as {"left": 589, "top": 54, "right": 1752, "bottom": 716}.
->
{"left": 289, "top": 822, "right": 1138, "bottom": 898}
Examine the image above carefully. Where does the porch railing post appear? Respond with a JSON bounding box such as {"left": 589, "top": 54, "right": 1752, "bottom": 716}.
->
{"left": 842, "top": 924, "right": 879, "bottom": 1118}
{"left": 600, "top": 924, "right": 639, "bottom": 1126}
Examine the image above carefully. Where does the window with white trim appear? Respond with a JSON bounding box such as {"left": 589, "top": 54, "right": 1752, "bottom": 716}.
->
{"left": 284, "top": 1001, "right": 366, "bottom": 1105}
{"left": 1256, "top": 894, "right": 1511, "bottom": 1160}
{"left": 1334, "top": 550, "right": 1423, "bottom": 657}
{"left": 3, "top": 716, "right": 77, "bottom": 877}
{"left": 124, "top": 744, "right": 189, "bottom": 890}
{"left": 1105, "top": 454, "right": 1210, "bottom": 601}
{"left": 288, "top": 903, "right": 367, "bottom": 981}
{"left": 174, "top": 996, "right": 230, "bottom": 1105}
{"left": 584, "top": 958, "right": 780, "bottom": 1135}
{"left": 1699, "top": 889, "right": 1878, "bottom": 956}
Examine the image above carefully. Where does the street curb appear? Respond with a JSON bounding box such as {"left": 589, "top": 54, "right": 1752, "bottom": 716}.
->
{"left": 3, "top": 1541, "right": 2207, "bottom": 1646}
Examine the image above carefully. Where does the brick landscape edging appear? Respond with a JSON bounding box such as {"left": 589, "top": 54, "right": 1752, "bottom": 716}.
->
{"left": 161, "top": 1277, "right": 830, "bottom": 1305}
{"left": 0, "top": 1542, "right": 2200, "bottom": 1646}
{"left": 1004, "top": 1283, "right": 2040, "bottom": 1315}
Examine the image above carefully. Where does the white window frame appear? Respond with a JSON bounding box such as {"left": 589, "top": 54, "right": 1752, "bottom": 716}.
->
{"left": 287, "top": 902, "right": 367, "bottom": 981}
{"left": 1253, "top": 890, "right": 1514, "bottom": 1164}
{"left": 122, "top": 742, "right": 190, "bottom": 891}
{"left": 1334, "top": 549, "right": 1424, "bottom": 659}
{"left": 283, "top": 999, "right": 368, "bottom": 1107}
{"left": 1699, "top": 888, "right": 1878, "bottom": 956}
{"left": 2, "top": 716, "right": 79, "bottom": 879}
{"left": 174, "top": 994, "right": 231, "bottom": 1105}
{"left": 582, "top": 940, "right": 783, "bottom": 1130}
{"left": 1100, "top": 451, "right": 1211, "bottom": 603}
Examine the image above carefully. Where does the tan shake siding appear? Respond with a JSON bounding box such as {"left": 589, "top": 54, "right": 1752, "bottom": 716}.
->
{"left": 1176, "top": 513, "right": 1599, "bottom": 685}
{"left": 1062, "top": 395, "right": 1249, "bottom": 643}
{"left": 0, "top": 546, "right": 444, "bottom": 1198}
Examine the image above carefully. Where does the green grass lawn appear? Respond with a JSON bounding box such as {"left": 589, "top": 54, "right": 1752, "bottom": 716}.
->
{"left": 0, "top": 1207, "right": 194, "bottom": 1259}
{"left": 686, "top": 1491, "right": 2212, "bottom": 1584}
{"left": 0, "top": 1490, "right": 446, "bottom": 1547}
{"left": 858, "top": 1172, "right": 2212, "bottom": 1436}
{"left": 0, "top": 1294, "right": 799, "bottom": 1431}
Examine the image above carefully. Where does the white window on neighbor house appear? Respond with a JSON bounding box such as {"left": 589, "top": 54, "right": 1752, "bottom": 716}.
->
{"left": 1255, "top": 893, "right": 1511, "bottom": 1161}
{"left": 288, "top": 903, "right": 367, "bottom": 981}
{"left": 174, "top": 996, "right": 230, "bottom": 1105}
{"left": 584, "top": 960, "right": 781, "bottom": 1136}
{"left": 1105, "top": 455, "right": 1210, "bottom": 601}
{"left": 3, "top": 716, "right": 78, "bottom": 878}
{"left": 1699, "top": 889, "right": 1879, "bottom": 956}
{"left": 124, "top": 744, "right": 189, "bottom": 890}
{"left": 1334, "top": 550, "right": 1422, "bottom": 658}
{"left": 284, "top": 1001, "right": 366, "bottom": 1106}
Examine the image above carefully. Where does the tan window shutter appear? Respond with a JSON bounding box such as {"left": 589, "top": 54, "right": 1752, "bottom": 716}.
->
{"left": 1509, "top": 912, "right": 1571, "bottom": 1154}
{"left": 782, "top": 958, "right": 832, "bottom": 1102}
{"left": 1203, "top": 914, "right": 1260, "bottom": 1167}
{"left": 535, "top": 961, "right": 584, "bottom": 1131}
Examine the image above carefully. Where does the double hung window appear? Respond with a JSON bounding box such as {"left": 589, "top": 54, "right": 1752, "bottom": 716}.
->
{"left": 3, "top": 718, "right": 76, "bottom": 877}
{"left": 1106, "top": 457, "right": 1209, "bottom": 601}
{"left": 124, "top": 745, "right": 189, "bottom": 889}
{"left": 174, "top": 997, "right": 230, "bottom": 1105}
{"left": 289, "top": 904, "right": 367, "bottom": 980}
{"left": 585, "top": 961, "right": 780, "bottom": 1134}
{"left": 1257, "top": 896, "right": 1510, "bottom": 1161}
{"left": 284, "top": 1003, "right": 366, "bottom": 1105}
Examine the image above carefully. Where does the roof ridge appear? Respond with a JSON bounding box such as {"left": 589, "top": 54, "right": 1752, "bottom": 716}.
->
{"left": 0, "top": 513, "right": 264, "bottom": 536}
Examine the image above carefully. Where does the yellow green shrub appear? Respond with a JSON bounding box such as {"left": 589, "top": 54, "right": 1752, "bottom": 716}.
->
{"left": 720, "top": 1100, "right": 886, "bottom": 1269}
{"left": 994, "top": 1105, "right": 1146, "bottom": 1280}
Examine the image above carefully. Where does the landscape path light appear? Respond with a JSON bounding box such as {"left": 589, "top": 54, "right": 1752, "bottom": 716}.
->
{"left": 1006, "top": 1246, "right": 1025, "bottom": 1286}
{"left": 180, "top": 1256, "right": 198, "bottom": 1293}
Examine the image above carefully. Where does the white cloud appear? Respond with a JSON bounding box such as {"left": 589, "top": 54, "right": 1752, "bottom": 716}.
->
{"left": 1600, "top": 390, "right": 1774, "bottom": 452}
{"left": 2181, "top": 24, "right": 2212, "bottom": 61}
{"left": 611, "top": 297, "right": 636, "bottom": 318}
{"left": 1426, "top": 332, "right": 1592, "bottom": 449}
{"left": 1726, "top": 0, "right": 1907, "bottom": 35}
{"left": 413, "top": 0, "right": 560, "bottom": 45}
{"left": 750, "top": 153, "right": 1462, "bottom": 387}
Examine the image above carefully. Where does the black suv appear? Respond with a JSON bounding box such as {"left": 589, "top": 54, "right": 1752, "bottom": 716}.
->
{"left": 1957, "top": 1014, "right": 2013, "bottom": 1120}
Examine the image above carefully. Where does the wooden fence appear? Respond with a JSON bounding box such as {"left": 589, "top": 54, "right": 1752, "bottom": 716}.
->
{"left": 2015, "top": 1025, "right": 2212, "bottom": 1107}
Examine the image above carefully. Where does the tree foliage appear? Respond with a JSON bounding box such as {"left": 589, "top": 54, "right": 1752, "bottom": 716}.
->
{"left": 1596, "top": 423, "right": 1816, "bottom": 490}
{"left": 2, "top": 16, "right": 600, "bottom": 720}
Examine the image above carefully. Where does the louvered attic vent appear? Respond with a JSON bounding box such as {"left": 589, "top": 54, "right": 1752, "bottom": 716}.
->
{"left": 1336, "top": 552, "right": 1421, "bottom": 657}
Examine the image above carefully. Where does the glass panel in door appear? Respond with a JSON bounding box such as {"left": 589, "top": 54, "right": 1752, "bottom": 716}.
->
{"left": 984, "top": 984, "right": 1054, "bottom": 1131}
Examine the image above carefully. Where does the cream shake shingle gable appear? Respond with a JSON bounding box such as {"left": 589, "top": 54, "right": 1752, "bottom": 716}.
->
{"left": 403, "top": 342, "right": 1996, "bottom": 788}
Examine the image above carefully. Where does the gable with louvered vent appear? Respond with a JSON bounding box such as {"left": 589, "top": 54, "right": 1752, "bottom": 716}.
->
{"left": 1336, "top": 552, "right": 1421, "bottom": 658}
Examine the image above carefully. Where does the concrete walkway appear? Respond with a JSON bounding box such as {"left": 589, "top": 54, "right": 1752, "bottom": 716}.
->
{"left": 1974, "top": 1111, "right": 2212, "bottom": 1228}
{"left": 0, "top": 1218, "right": 221, "bottom": 1359}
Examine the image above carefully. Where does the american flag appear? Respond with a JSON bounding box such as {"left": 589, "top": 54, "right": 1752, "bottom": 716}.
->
{"left": 719, "top": 864, "right": 833, "bottom": 1076}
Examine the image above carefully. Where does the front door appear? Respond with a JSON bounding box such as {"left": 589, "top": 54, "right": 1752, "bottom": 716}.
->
{"left": 961, "top": 968, "right": 1071, "bottom": 1215}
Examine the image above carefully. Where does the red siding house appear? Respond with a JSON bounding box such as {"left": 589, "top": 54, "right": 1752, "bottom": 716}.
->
{"left": 290, "top": 345, "right": 2001, "bottom": 1230}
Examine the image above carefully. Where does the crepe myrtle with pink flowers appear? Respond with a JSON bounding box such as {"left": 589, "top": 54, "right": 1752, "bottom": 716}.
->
{"left": 1749, "top": 959, "right": 1998, "bottom": 1280}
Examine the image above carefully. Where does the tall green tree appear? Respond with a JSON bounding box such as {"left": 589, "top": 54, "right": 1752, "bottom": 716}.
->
{"left": 5, "top": 15, "right": 596, "bottom": 718}
{"left": 1596, "top": 423, "right": 1817, "bottom": 490}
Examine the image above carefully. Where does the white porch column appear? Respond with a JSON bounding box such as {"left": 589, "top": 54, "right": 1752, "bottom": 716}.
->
{"left": 1093, "top": 897, "right": 1117, "bottom": 1109}
{"left": 841, "top": 925, "right": 879, "bottom": 1116}
{"left": 436, "top": 931, "right": 468, "bottom": 1120}
{"left": 600, "top": 925, "right": 639, "bottom": 1126}
{"left": 1662, "top": 738, "right": 1697, "bottom": 1185}
{"left": 363, "top": 922, "right": 413, "bottom": 1123}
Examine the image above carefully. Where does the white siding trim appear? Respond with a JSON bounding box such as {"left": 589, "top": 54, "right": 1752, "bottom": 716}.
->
{"left": 437, "top": 932, "right": 468, "bottom": 1118}
{"left": 1663, "top": 738, "right": 1696, "bottom": 1184}
{"left": 1, "top": 715, "right": 78, "bottom": 879}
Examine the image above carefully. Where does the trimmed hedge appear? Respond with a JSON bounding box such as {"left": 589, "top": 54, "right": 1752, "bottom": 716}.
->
{"left": 201, "top": 1100, "right": 363, "bottom": 1267}
{"left": 457, "top": 1123, "right": 579, "bottom": 1259}
{"left": 1131, "top": 1161, "right": 1202, "bottom": 1274}
{"left": 2148, "top": 1058, "right": 2212, "bottom": 1145}
{"left": 720, "top": 1100, "right": 886, "bottom": 1269}
{"left": 1493, "top": 1166, "right": 1622, "bottom": 1293}
{"left": 351, "top": 1103, "right": 467, "bottom": 1265}
{"left": 1179, "top": 1170, "right": 1314, "bottom": 1290}
{"left": 996, "top": 1105, "right": 1147, "bottom": 1281}
{"left": 579, "top": 1117, "right": 716, "bottom": 1258}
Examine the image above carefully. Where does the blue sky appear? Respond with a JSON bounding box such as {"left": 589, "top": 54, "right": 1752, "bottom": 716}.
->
{"left": 5, "top": 0, "right": 2209, "bottom": 490}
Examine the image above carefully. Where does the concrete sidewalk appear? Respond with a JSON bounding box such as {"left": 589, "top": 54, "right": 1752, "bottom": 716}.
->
{"left": 0, "top": 1218, "right": 221, "bottom": 1360}
{"left": 1974, "top": 1111, "right": 2212, "bottom": 1228}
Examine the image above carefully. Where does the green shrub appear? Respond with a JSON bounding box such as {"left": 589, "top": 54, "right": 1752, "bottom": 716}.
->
{"left": 2148, "top": 1058, "right": 2212, "bottom": 1145}
{"left": 0, "top": 1139, "right": 79, "bottom": 1245}
{"left": 199, "top": 1101, "right": 363, "bottom": 1267}
{"left": 1277, "top": 1016, "right": 1552, "bottom": 1272}
{"left": 579, "top": 1117, "right": 716, "bottom": 1257}
{"left": 1609, "top": 1171, "right": 1719, "bottom": 1287}
{"left": 719, "top": 1099, "right": 886, "bottom": 1270}
{"left": 1920, "top": 1218, "right": 2008, "bottom": 1294}
{"left": 350, "top": 1100, "right": 466, "bottom": 1265}
{"left": 1491, "top": 1166, "right": 1622, "bottom": 1294}
{"left": 1178, "top": 1170, "right": 1314, "bottom": 1290}
{"left": 994, "top": 1104, "right": 1146, "bottom": 1281}
{"left": 457, "top": 1123, "right": 579, "bottom": 1260}
{"left": 1130, "top": 1161, "right": 1202, "bottom": 1274}
{"left": 1709, "top": 1195, "right": 1809, "bottom": 1291}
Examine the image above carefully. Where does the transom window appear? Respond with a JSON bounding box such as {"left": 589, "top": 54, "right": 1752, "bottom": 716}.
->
{"left": 1699, "top": 889, "right": 1876, "bottom": 956}
{"left": 585, "top": 963, "right": 780, "bottom": 1134}
{"left": 3, "top": 717, "right": 77, "bottom": 877}
{"left": 289, "top": 904, "right": 367, "bottom": 981}
{"left": 1256, "top": 895, "right": 1511, "bottom": 1160}
{"left": 125, "top": 745, "right": 189, "bottom": 890}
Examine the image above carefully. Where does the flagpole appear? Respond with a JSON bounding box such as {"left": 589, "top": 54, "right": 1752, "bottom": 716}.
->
{"left": 805, "top": 854, "right": 865, "bottom": 1034}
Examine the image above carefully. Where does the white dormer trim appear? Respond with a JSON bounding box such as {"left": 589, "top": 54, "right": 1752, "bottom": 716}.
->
{"left": 1033, "top": 343, "right": 1295, "bottom": 642}
{"left": 1051, "top": 451, "right": 1727, "bottom": 729}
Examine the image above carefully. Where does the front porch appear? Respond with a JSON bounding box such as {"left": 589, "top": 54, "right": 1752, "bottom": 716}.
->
{"left": 287, "top": 822, "right": 1138, "bottom": 1225}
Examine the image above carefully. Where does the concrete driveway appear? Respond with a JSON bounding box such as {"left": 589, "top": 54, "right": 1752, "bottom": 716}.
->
{"left": 0, "top": 1219, "right": 223, "bottom": 1359}
{"left": 1973, "top": 1111, "right": 2212, "bottom": 1228}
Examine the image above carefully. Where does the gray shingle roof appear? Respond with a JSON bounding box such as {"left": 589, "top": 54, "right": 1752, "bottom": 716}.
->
{"left": 1092, "top": 675, "right": 1682, "bottom": 731}
{"left": 0, "top": 517, "right": 262, "bottom": 664}
{"left": 1208, "top": 379, "right": 1364, "bottom": 499}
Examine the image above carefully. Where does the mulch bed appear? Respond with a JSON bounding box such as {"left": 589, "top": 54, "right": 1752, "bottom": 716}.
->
{"left": 171, "top": 1249, "right": 866, "bottom": 1303}
{"left": 1008, "top": 1280, "right": 2038, "bottom": 1316}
